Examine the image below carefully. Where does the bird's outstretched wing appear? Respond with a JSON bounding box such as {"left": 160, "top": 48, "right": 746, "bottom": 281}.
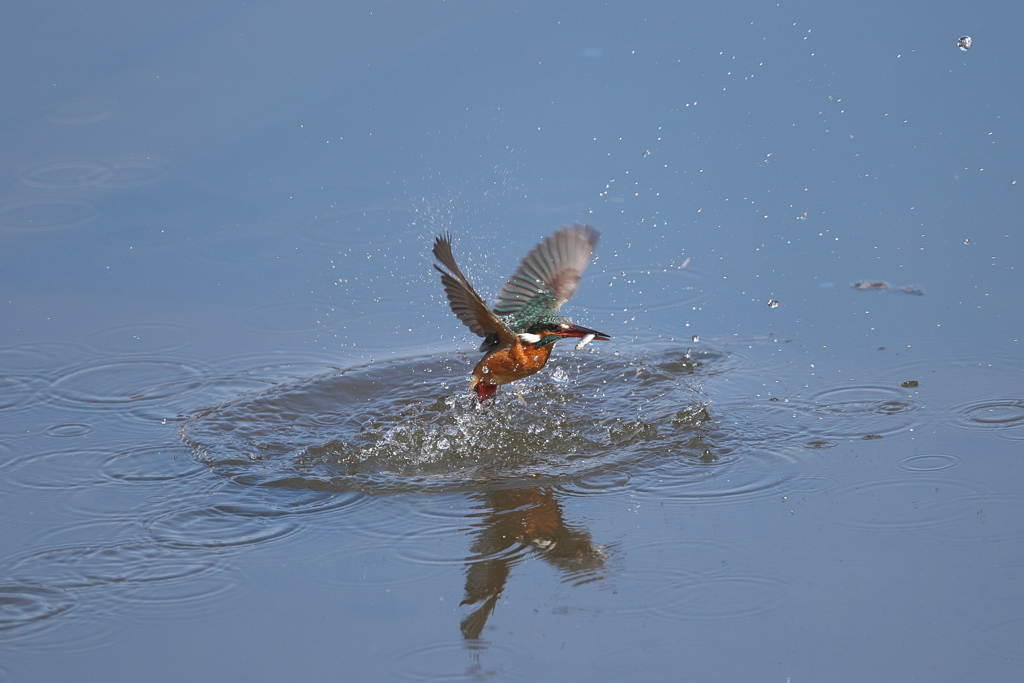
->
{"left": 433, "top": 234, "right": 514, "bottom": 347}
{"left": 493, "top": 223, "right": 600, "bottom": 319}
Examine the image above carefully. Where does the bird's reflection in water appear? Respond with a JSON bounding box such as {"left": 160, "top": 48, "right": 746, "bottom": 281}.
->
{"left": 460, "top": 486, "right": 608, "bottom": 640}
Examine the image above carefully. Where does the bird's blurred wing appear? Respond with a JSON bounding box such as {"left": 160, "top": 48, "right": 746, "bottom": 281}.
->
{"left": 493, "top": 223, "right": 600, "bottom": 318}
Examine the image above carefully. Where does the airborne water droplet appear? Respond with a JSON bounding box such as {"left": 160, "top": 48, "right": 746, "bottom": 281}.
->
{"left": 958, "top": 35, "right": 972, "bottom": 51}
{"left": 767, "top": 299, "right": 780, "bottom": 309}
{"left": 691, "top": 335, "right": 700, "bottom": 343}
{"left": 551, "top": 367, "right": 570, "bottom": 382}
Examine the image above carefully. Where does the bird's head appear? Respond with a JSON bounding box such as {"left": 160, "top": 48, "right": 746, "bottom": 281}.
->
{"left": 516, "top": 316, "right": 610, "bottom": 349}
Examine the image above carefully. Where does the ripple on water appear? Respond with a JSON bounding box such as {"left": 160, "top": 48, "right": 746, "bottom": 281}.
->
{"left": 111, "top": 571, "right": 239, "bottom": 626}
{"left": 393, "top": 524, "right": 527, "bottom": 568}
{"left": 303, "top": 539, "right": 448, "bottom": 590}
{"left": 399, "top": 494, "right": 492, "bottom": 524}
{"left": 61, "top": 469, "right": 211, "bottom": 522}
{"left": 100, "top": 443, "right": 206, "bottom": 483}
{"left": 0, "top": 342, "right": 91, "bottom": 375}
{"left": 9, "top": 611, "right": 123, "bottom": 655}
{"left": 43, "top": 423, "right": 93, "bottom": 438}
{"left": 171, "top": 487, "right": 373, "bottom": 523}
{"left": 555, "top": 468, "right": 633, "bottom": 496}
{"left": 48, "top": 359, "right": 203, "bottom": 408}
{"left": 0, "top": 584, "right": 73, "bottom": 637}
{"left": 951, "top": 398, "right": 1024, "bottom": 439}
{"left": 43, "top": 98, "right": 117, "bottom": 124}
{"left": 391, "top": 641, "right": 520, "bottom": 682}
{"left": 588, "top": 537, "right": 789, "bottom": 621}
{"left": 16, "top": 157, "right": 167, "bottom": 190}
{"left": 822, "top": 478, "right": 981, "bottom": 530}
{"left": 129, "top": 375, "right": 281, "bottom": 425}
{"left": 147, "top": 505, "right": 300, "bottom": 550}
{"left": 341, "top": 498, "right": 463, "bottom": 541}
{"left": 6, "top": 448, "right": 112, "bottom": 490}
{"left": 0, "top": 375, "right": 44, "bottom": 413}
{"left": 9, "top": 541, "right": 217, "bottom": 592}
{"left": 632, "top": 444, "right": 798, "bottom": 505}
{"left": 0, "top": 199, "right": 99, "bottom": 233}
{"left": 652, "top": 573, "right": 792, "bottom": 621}
{"left": 921, "top": 492, "right": 1024, "bottom": 549}
{"left": 19, "top": 159, "right": 112, "bottom": 189}
{"left": 85, "top": 322, "right": 197, "bottom": 356}
{"left": 896, "top": 453, "right": 963, "bottom": 473}
{"left": 776, "top": 475, "right": 840, "bottom": 494}
{"left": 97, "top": 158, "right": 169, "bottom": 188}
{"left": 758, "top": 384, "right": 922, "bottom": 440}
{"left": 218, "top": 355, "right": 345, "bottom": 381}
{"left": 625, "top": 537, "right": 742, "bottom": 576}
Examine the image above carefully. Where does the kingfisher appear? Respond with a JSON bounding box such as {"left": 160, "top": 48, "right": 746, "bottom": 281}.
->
{"left": 433, "top": 223, "right": 610, "bottom": 402}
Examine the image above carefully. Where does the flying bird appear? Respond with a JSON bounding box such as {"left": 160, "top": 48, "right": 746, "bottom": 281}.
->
{"left": 433, "top": 223, "right": 610, "bottom": 402}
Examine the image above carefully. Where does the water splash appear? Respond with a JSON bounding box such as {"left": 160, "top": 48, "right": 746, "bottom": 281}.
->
{"left": 182, "top": 350, "right": 713, "bottom": 494}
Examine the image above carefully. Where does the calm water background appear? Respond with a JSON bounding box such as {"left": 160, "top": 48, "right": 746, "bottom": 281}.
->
{"left": 2, "top": 2, "right": 1022, "bottom": 681}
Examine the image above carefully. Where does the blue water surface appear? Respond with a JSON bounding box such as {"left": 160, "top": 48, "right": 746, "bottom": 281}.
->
{"left": 1, "top": 2, "right": 1022, "bottom": 681}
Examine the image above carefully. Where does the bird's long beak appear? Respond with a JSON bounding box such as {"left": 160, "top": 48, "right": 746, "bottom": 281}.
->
{"left": 553, "top": 324, "right": 611, "bottom": 341}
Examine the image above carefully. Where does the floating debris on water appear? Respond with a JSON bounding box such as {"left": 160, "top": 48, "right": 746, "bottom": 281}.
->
{"left": 901, "top": 380, "right": 919, "bottom": 388}
{"left": 958, "top": 35, "right": 972, "bottom": 51}
{"left": 852, "top": 281, "right": 924, "bottom": 296}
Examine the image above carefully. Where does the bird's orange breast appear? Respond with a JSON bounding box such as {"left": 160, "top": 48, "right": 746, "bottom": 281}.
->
{"left": 471, "top": 340, "right": 553, "bottom": 388}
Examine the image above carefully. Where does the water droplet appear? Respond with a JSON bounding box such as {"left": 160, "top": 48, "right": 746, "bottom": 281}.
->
{"left": 437, "top": 438, "right": 450, "bottom": 451}
{"left": 963, "top": 238, "right": 971, "bottom": 244}
{"left": 481, "top": 367, "right": 489, "bottom": 374}
{"left": 691, "top": 335, "right": 700, "bottom": 343}
{"left": 958, "top": 35, "right": 972, "bottom": 51}
{"left": 767, "top": 299, "right": 780, "bottom": 309}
